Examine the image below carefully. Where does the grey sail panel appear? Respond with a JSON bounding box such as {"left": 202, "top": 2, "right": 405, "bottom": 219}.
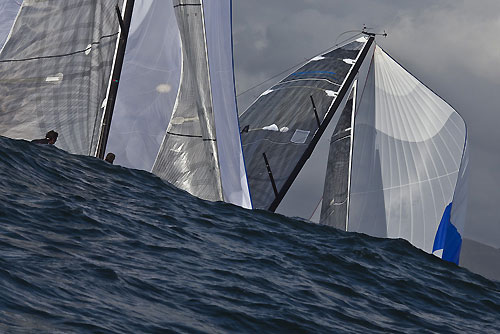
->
{"left": 320, "top": 87, "right": 355, "bottom": 229}
{"left": 106, "top": 0, "right": 182, "bottom": 171}
{"left": 274, "top": 39, "right": 375, "bottom": 222}
{"left": 152, "top": 0, "right": 223, "bottom": 202}
{"left": 240, "top": 38, "right": 371, "bottom": 210}
{"left": 0, "top": 0, "right": 121, "bottom": 155}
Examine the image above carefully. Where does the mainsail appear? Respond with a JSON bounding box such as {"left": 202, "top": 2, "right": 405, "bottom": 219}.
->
{"left": 0, "top": 0, "right": 125, "bottom": 156}
{"left": 240, "top": 37, "right": 374, "bottom": 212}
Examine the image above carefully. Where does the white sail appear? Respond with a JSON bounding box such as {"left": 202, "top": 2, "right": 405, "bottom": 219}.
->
{"left": 107, "top": 0, "right": 182, "bottom": 171}
{"left": 348, "top": 46, "right": 468, "bottom": 263}
{"left": 152, "top": 0, "right": 251, "bottom": 208}
{"left": 204, "top": 1, "right": 252, "bottom": 209}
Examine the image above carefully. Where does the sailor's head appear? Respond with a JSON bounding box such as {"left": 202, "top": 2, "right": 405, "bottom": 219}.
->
{"left": 45, "top": 130, "right": 58, "bottom": 145}
{"left": 105, "top": 152, "right": 116, "bottom": 164}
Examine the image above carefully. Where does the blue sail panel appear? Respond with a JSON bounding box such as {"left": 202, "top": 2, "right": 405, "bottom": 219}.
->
{"left": 433, "top": 203, "right": 463, "bottom": 265}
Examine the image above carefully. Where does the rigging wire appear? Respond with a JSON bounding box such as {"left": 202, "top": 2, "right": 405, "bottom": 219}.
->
{"left": 236, "top": 31, "right": 364, "bottom": 98}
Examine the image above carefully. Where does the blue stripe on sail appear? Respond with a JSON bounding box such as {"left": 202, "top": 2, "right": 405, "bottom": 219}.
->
{"left": 432, "top": 203, "right": 462, "bottom": 265}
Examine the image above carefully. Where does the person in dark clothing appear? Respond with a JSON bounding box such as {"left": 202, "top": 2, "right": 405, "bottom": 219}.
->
{"left": 105, "top": 152, "right": 115, "bottom": 164}
{"left": 32, "top": 130, "right": 58, "bottom": 145}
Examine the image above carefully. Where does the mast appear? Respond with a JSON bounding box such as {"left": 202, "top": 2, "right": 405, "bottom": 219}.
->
{"left": 96, "top": 0, "right": 135, "bottom": 159}
{"left": 268, "top": 36, "right": 375, "bottom": 212}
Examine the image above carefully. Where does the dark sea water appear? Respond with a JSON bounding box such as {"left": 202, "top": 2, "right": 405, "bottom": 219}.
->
{"left": 0, "top": 136, "right": 499, "bottom": 334}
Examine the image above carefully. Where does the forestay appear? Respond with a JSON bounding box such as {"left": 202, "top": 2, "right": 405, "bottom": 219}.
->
{"left": 0, "top": 0, "right": 123, "bottom": 155}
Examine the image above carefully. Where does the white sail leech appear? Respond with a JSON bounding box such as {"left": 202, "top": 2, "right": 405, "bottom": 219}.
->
{"left": 204, "top": 0, "right": 252, "bottom": 208}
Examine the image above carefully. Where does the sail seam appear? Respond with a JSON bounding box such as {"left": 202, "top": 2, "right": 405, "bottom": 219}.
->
{"left": 0, "top": 33, "right": 119, "bottom": 63}
{"left": 351, "top": 169, "right": 459, "bottom": 195}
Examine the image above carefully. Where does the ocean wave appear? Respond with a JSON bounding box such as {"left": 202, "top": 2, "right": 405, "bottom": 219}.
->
{"left": 0, "top": 136, "right": 498, "bottom": 333}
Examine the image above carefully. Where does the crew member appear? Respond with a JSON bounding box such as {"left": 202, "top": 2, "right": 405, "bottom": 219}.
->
{"left": 32, "top": 130, "right": 58, "bottom": 145}
{"left": 105, "top": 152, "right": 115, "bottom": 164}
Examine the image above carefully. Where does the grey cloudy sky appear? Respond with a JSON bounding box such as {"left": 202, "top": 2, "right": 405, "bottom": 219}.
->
{"left": 232, "top": 0, "right": 500, "bottom": 248}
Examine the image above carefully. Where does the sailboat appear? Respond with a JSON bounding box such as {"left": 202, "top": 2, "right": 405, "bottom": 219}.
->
{"left": 238, "top": 35, "right": 469, "bottom": 265}
{"left": 0, "top": 1, "right": 468, "bottom": 264}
